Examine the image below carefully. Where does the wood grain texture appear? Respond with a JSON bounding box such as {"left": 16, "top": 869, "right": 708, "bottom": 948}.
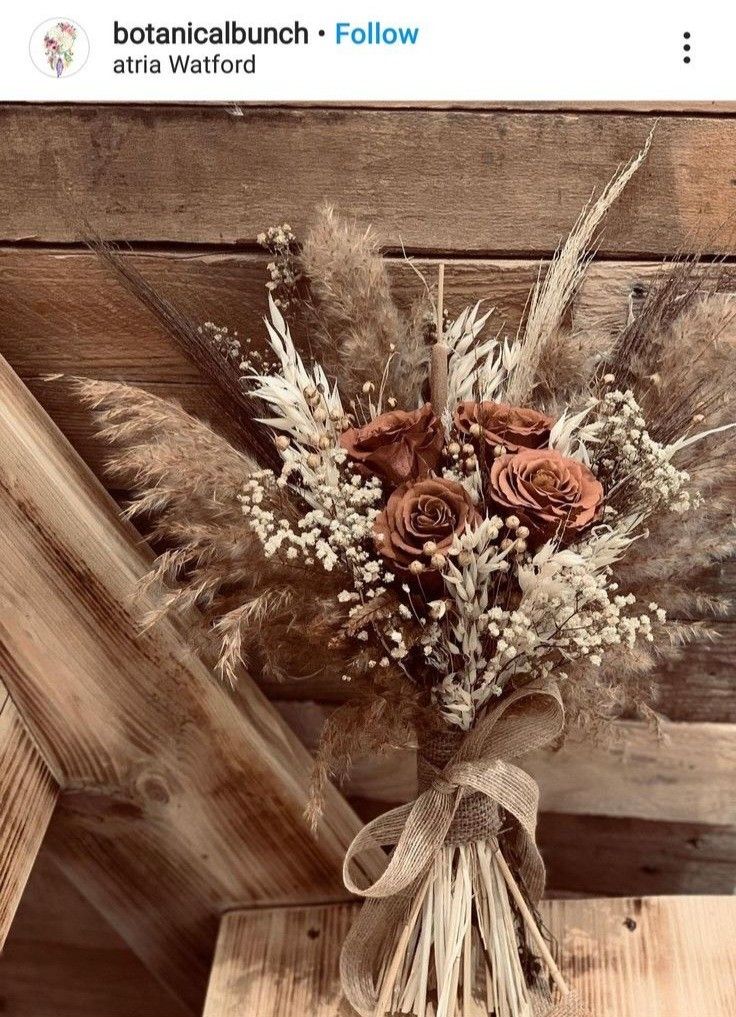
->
{"left": 261, "top": 625, "right": 736, "bottom": 721}
{"left": 2, "top": 107, "right": 736, "bottom": 253}
{"left": 0, "top": 247, "right": 615, "bottom": 385}
{"left": 277, "top": 702, "right": 736, "bottom": 825}
{"left": 203, "top": 897, "right": 736, "bottom": 1017}
{"left": 0, "top": 690, "right": 57, "bottom": 950}
{"left": 534, "top": 813, "right": 736, "bottom": 898}
{"left": 0, "top": 849, "right": 189, "bottom": 1017}
{"left": 202, "top": 904, "right": 356, "bottom": 1017}
{"left": 345, "top": 800, "right": 736, "bottom": 897}
{"left": 2, "top": 247, "right": 733, "bottom": 475}
{"left": 0, "top": 354, "right": 380, "bottom": 1010}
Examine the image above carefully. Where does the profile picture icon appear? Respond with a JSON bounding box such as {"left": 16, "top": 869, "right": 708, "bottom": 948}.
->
{"left": 30, "top": 18, "right": 89, "bottom": 77}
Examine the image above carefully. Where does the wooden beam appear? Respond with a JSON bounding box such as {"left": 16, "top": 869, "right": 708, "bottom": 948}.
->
{"left": 346, "top": 800, "right": 736, "bottom": 898}
{"left": 1, "top": 108, "right": 736, "bottom": 254}
{"left": 0, "top": 686, "right": 57, "bottom": 950}
{"left": 0, "top": 849, "right": 189, "bottom": 1017}
{"left": 0, "top": 249, "right": 730, "bottom": 390}
{"left": 202, "top": 903, "right": 357, "bottom": 1017}
{"left": 535, "top": 812, "right": 736, "bottom": 898}
{"left": 0, "top": 354, "right": 380, "bottom": 1011}
{"left": 277, "top": 702, "right": 736, "bottom": 826}
{"left": 203, "top": 897, "right": 736, "bottom": 1017}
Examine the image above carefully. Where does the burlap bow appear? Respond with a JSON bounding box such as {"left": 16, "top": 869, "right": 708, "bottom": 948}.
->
{"left": 341, "top": 679, "right": 592, "bottom": 1016}
{"left": 343, "top": 679, "right": 563, "bottom": 903}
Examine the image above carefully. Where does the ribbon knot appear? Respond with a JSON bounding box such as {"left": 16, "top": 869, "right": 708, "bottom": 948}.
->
{"left": 429, "top": 769, "right": 460, "bottom": 796}
{"left": 343, "top": 679, "right": 564, "bottom": 903}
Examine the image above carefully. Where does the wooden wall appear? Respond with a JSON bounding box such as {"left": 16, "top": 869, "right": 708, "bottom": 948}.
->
{"left": 1, "top": 849, "right": 188, "bottom": 1017}
{"left": 0, "top": 106, "right": 734, "bottom": 997}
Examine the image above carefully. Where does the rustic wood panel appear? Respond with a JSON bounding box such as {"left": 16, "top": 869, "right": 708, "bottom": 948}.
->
{"left": 2, "top": 248, "right": 733, "bottom": 473}
{"left": 277, "top": 701, "right": 736, "bottom": 826}
{"left": 261, "top": 625, "right": 736, "bottom": 722}
{"left": 535, "top": 813, "right": 736, "bottom": 898}
{"left": 203, "top": 904, "right": 355, "bottom": 1017}
{"left": 0, "top": 849, "right": 189, "bottom": 1017}
{"left": 203, "top": 897, "right": 736, "bottom": 1017}
{"left": 345, "top": 800, "right": 736, "bottom": 898}
{"left": 2, "top": 108, "right": 736, "bottom": 254}
{"left": 0, "top": 248, "right": 647, "bottom": 383}
{"left": 0, "top": 689, "right": 57, "bottom": 950}
{"left": 0, "top": 354, "right": 381, "bottom": 1010}
{"left": 553, "top": 895, "right": 736, "bottom": 1016}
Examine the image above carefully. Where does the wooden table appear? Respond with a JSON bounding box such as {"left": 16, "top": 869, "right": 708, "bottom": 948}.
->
{"left": 203, "top": 897, "right": 736, "bottom": 1017}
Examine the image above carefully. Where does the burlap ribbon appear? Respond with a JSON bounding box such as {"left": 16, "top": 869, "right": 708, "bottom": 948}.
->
{"left": 341, "top": 679, "right": 593, "bottom": 1016}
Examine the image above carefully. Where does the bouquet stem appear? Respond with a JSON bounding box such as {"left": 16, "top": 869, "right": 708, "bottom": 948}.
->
{"left": 341, "top": 683, "right": 581, "bottom": 1017}
{"left": 375, "top": 837, "right": 554, "bottom": 1017}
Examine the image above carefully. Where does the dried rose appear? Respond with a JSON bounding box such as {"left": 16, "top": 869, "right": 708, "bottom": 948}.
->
{"left": 340, "top": 404, "right": 444, "bottom": 486}
{"left": 454, "top": 401, "right": 555, "bottom": 453}
{"left": 488, "top": 448, "right": 603, "bottom": 545}
{"left": 374, "top": 477, "right": 481, "bottom": 569}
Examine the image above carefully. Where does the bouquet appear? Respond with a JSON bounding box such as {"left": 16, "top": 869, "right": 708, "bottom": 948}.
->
{"left": 76, "top": 131, "right": 736, "bottom": 1016}
{"left": 44, "top": 21, "right": 78, "bottom": 77}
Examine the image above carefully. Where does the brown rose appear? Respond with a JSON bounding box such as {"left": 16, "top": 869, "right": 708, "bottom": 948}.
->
{"left": 488, "top": 448, "right": 603, "bottom": 545}
{"left": 454, "top": 401, "right": 554, "bottom": 453}
{"left": 340, "top": 404, "right": 444, "bottom": 486}
{"left": 374, "top": 477, "right": 481, "bottom": 569}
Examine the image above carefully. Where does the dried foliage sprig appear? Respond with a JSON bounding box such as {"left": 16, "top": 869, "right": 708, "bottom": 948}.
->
{"left": 506, "top": 129, "right": 654, "bottom": 405}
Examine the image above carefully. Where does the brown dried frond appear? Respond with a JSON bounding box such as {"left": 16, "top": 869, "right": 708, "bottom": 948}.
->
{"left": 622, "top": 279, "right": 736, "bottom": 443}
{"left": 214, "top": 589, "right": 294, "bottom": 686}
{"left": 533, "top": 324, "right": 610, "bottom": 407}
{"left": 75, "top": 377, "right": 255, "bottom": 513}
{"left": 507, "top": 129, "right": 653, "bottom": 404}
{"left": 76, "top": 376, "right": 351, "bottom": 685}
{"left": 601, "top": 260, "right": 705, "bottom": 393}
{"left": 82, "top": 232, "right": 279, "bottom": 469}
{"left": 299, "top": 205, "right": 408, "bottom": 401}
{"left": 623, "top": 493, "right": 736, "bottom": 594}
{"left": 630, "top": 582, "right": 731, "bottom": 620}
{"left": 343, "top": 590, "right": 401, "bottom": 638}
{"left": 306, "top": 670, "right": 423, "bottom": 828}
{"left": 561, "top": 638, "right": 659, "bottom": 738}
{"left": 391, "top": 282, "right": 435, "bottom": 404}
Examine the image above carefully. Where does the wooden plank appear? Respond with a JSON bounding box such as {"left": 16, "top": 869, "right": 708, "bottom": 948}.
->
{"left": 346, "top": 800, "right": 736, "bottom": 897}
{"left": 0, "top": 849, "right": 189, "bottom": 1017}
{"left": 2, "top": 108, "right": 736, "bottom": 253}
{"left": 203, "top": 897, "right": 736, "bottom": 1017}
{"left": 261, "top": 623, "right": 736, "bottom": 723}
{"left": 276, "top": 702, "right": 736, "bottom": 826}
{"left": 0, "top": 690, "right": 57, "bottom": 950}
{"left": 2, "top": 248, "right": 733, "bottom": 473}
{"left": 0, "top": 354, "right": 380, "bottom": 1011}
{"left": 0, "top": 248, "right": 559, "bottom": 382}
{"left": 0, "top": 249, "right": 700, "bottom": 382}
{"left": 535, "top": 812, "right": 736, "bottom": 898}
{"left": 202, "top": 904, "right": 356, "bottom": 1017}
{"left": 552, "top": 896, "right": 736, "bottom": 1016}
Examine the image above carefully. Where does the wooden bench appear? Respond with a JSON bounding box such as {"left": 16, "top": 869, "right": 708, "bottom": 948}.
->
{"left": 203, "top": 898, "right": 736, "bottom": 1017}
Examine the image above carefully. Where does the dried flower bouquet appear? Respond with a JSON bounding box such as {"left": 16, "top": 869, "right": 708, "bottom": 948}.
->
{"left": 77, "top": 131, "right": 736, "bottom": 1017}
